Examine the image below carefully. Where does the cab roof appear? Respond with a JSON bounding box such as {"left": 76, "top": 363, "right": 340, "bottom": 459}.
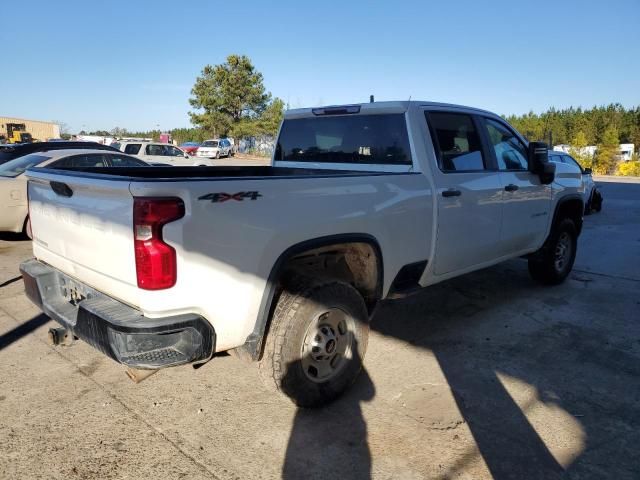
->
{"left": 284, "top": 100, "right": 498, "bottom": 119}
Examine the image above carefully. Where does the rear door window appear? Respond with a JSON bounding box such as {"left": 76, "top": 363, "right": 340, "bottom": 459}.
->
{"left": 124, "top": 144, "right": 141, "bottom": 154}
{"left": 146, "top": 144, "right": 166, "bottom": 156}
{"left": 107, "top": 154, "right": 148, "bottom": 166}
{"left": 144, "top": 145, "right": 164, "bottom": 155}
{"left": 426, "top": 112, "right": 486, "bottom": 172}
{"left": 275, "top": 113, "right": 412, "bottom": 165}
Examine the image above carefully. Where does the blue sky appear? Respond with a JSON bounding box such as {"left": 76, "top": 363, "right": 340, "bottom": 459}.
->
{"left": 2, "top": 0, "right": 638, "bottom": 132}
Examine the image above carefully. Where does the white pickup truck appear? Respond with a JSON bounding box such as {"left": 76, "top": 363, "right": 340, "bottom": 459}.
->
{"left": 20, "top": 101, "right": 584, "bottom": 406}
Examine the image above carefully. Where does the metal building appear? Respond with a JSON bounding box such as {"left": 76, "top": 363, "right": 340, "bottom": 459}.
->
{"left": 0, "top": 116, "right": 61, "bottom": 142}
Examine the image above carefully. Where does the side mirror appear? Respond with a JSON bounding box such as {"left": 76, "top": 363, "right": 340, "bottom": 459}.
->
{"left": 528, "top": 141, "right": 555, "bottom": 185}
{"left": 583, "top": 167, "right": 592, "bottom": 175}
{"left": 539, "top": 161, "right": 556, "bottom": 185}
{"left": 184, "top": 153, "right": 190, "bottom": 158}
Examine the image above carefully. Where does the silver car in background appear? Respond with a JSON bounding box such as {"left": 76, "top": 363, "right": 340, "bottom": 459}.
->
{"left": 550, "top": 151, "right": 602, "bottom": 213}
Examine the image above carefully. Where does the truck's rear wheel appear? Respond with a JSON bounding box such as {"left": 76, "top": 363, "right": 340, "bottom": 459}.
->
{"left": 259, "top": 277, "right": 369, "bottom": 407}
{"left": 528, "top": 218, "right": 577, "bottom": 285}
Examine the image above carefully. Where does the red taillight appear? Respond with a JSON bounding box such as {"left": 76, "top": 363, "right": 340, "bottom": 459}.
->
{"left": 133, "top": 197, "right": 185, "bottom": 290}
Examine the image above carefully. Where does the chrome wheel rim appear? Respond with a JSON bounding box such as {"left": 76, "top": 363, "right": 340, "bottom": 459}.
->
{"left": 554, "top": 232, "right": 572, "bottom": 272}
{"left": 301, "top": 308, "right": 353, "bottom": 383}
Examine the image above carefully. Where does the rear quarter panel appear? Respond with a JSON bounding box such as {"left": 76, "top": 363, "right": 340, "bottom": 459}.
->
{"left": 130, "top": 173, "right": 433, "bottom": 351}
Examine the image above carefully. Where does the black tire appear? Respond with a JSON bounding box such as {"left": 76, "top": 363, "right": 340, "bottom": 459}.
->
{"left": 259, "top": 277, "right": 369, "bottom": 407}
{"left": 584, "top": 192, "right": 593, "bottom": 215}
{"left": 528, "top": 218, "right": 577, "bottom": 285}
{"left": 214, "top": 151, "right": 219, "bottom": 159}
{"left": 22, "top": 216, "right": 32, "bottom": 239}
{"left": 592, "top": 191, "right": 603, "bottom": 212}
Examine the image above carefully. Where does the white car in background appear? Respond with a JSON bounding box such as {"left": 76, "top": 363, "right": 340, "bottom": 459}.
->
{"left": 195, "top": 139, "right": 232, "bottom": 159}
{"left": 549, "top": 151, "right": 602, "bottom": 213}
{"left": 112, "top": 141, "right": 215, "bottom": 166}
{"left": 0, "top": 149, "right": 148, "bottom": 235}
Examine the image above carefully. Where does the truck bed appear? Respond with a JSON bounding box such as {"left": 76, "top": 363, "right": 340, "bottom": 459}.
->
{"left": 25, "top": 164, "right": 432, "bottom": 351}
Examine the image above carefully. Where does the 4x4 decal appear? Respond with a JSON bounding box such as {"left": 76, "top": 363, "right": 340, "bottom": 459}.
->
{"left": 198, "top": 191, "right": 262, "bottom": 203}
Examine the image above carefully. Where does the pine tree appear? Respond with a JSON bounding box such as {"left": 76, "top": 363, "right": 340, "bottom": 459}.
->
{"left": 189, "top": 54, "right": 282, "bottom": 138}
{"left": 569, "top": 131, "right": 592, "bottom": 169}
{"left": 595, "top": 126, "right": 620, "bottom": 175}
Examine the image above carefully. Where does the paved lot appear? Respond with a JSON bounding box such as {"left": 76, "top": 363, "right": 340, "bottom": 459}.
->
{"left": 215, "top": 153, "right": 270, "bottom": 166}
{"left": 1, "top": 178, "right": 639, "bottom": 479}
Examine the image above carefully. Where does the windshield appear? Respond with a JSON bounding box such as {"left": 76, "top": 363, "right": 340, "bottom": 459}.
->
{"left": 202, "top": 140, "right": 218, "bottom": 147}
{"left": 0, "top": 154, "right": 50, "bottom": 177}
{"left": 275, "top": 113, "right": 412, "bottom": 165}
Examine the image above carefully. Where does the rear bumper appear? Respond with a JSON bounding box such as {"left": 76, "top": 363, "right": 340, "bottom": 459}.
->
{"left": 19, "top": 259, "right": 215, "bottom": 369}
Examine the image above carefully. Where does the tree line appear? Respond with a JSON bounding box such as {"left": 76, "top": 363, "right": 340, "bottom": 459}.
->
{"left": 506, "top": 104, "right": 640, "bottom": 175}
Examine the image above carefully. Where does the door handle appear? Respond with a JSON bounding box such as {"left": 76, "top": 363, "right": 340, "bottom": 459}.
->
{"left": 50, "top": 181, "right": 73, "bottom": 197}
{"left": 504, "top": 184, "right": 519, "bottom": 192}
{"left": 442, "top": 189, "right": 461, "bottom": 197}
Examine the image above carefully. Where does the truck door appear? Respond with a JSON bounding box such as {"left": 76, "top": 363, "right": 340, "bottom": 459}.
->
{"left": 479, "top": 117, "right": 551, "bottom": 253}
{"left": 425, "top": 111, "right": 504, "bottom": 275}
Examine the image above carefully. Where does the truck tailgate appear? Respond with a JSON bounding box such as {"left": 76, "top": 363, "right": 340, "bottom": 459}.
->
{"left": 27, "top": 170, "right": 138, "bottom": 303}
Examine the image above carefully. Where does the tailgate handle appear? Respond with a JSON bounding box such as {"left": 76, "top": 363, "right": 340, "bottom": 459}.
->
{"left": 50, "top": 181, "right": 73, "bottom": 198}
{"left": 442, "top": 189, "right": 461, "bottom": 197}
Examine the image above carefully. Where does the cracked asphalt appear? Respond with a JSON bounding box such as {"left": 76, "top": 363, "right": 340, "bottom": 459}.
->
{"left": 1, "top": 177, "right": 639, "bottom": 479}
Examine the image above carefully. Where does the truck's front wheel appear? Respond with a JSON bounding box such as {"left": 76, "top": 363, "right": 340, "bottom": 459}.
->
{"left": 528, "top": 218, "right": 577, "bottom": 285}
{"left": 259, "top": 278, "right": 369, "bottom": 407}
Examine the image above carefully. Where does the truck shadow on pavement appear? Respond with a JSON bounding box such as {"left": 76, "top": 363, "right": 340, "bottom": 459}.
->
{"left": 281, "top": 344, "right": 375, "bottom": 480}
{"left": 282, "top": 261, "right": 640, "bottom": 479}
{"left": 0, "top": 313, "right": 49, "bottom": 350}
{"left": 0, "top": 232, "right": 29, "bottom": 242}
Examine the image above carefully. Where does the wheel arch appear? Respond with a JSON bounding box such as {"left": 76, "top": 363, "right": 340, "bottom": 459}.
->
{"left": 238, "top": 233, "right": 384, "bottom": 361}
{"left": 552, "top": 194, "right": 584, "bottom": 235}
